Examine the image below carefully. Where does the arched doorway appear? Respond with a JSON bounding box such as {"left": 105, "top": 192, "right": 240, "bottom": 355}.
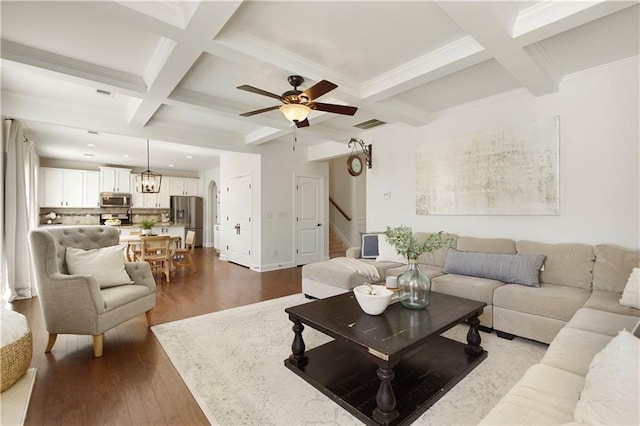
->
{"left": 207, "top": 180, "right": 219, "bottom": 249}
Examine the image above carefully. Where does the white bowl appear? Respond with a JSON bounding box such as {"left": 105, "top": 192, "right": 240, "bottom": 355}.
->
{"left": 353, "top": 284, "right": 393, "bottom": 315}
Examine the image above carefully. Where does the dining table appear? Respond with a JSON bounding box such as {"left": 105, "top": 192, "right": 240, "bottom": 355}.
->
{"left": 119, "top": 234, "right": 182, "bottom": 267}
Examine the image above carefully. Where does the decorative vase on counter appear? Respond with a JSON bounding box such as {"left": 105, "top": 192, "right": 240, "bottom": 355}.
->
{"left": 398, "top": 260, "right": 431, "bottom": 310}
{"left": 141, "top": 229, "right": 151, "bottom": 236}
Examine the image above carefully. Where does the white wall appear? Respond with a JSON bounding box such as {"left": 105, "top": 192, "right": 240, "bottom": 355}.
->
{"left": 259, "top": 142, "right": 329, "bottom": 271}
{"left": 367, "top": 58, "right": 639, "bottom": 248}
{"left": 329, "top": 156, "right": 366, "bottom": 247}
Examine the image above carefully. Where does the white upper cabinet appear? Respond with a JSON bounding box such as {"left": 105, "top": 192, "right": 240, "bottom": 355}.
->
{"left": 83, "top": 171, "right": 100, "bottom": 208}
{"left": 170, "top": 177, "right": 200, "bottom": 196}
{"left": 40, "top": 168, "right": 99, "bottom": 208}
{"left": 100, "top": 167, "right": 131, "bottom": 193}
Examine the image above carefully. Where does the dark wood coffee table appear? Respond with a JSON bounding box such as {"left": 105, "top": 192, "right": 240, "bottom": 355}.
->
{"left": 284, "top": 291, "right": 487, "bottom": 425}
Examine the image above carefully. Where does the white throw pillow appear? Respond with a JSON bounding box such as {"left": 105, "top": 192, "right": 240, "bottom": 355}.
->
{"left": 573, "top": 330, "right": 640, "bottom": 425}
{"left": 375, "top": 235, "right": 407, "bottom": 264}
{"left": 66, "top": 244, "right": 133, "bottom": 288}
{"left": 619, "top": 267, "right": 640, "bottom": 309}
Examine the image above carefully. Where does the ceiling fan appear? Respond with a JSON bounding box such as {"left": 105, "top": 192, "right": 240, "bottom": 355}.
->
{"left": 237, "top": 75, "right": 357, "bottom": 128}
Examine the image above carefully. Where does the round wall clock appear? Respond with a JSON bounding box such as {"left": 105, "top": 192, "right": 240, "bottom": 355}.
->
{"left": 347, "top": 154, "right": 363, "bottom": 177}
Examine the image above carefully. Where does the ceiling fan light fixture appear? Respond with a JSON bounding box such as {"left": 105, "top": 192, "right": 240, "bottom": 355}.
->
{"left": 280, "top": 104, "right": 311, "bottom": 122}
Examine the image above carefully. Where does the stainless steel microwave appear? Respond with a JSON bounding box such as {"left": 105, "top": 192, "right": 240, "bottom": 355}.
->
{"left": 100, "top": 192, "right": 132, "bottom": 208}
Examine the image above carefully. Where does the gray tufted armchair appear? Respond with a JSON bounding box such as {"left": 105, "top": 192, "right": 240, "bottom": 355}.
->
{"left": 29, "top": 226, "right": 156, "bottom": 357}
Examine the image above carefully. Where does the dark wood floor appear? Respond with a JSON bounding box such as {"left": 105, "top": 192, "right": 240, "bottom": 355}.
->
{"left": 9, "top": 248, "right": 302, "bottom": 426}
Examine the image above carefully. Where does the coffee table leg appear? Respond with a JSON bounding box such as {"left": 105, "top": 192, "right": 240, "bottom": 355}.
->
{"left": 288, "top": 318, "right": 308, "bottom": 367}
{"left": 372, "top": 366, "right": 399, "bottom": 425}
{"left": 465, "top": 314, "right": 483, "bottom": 356}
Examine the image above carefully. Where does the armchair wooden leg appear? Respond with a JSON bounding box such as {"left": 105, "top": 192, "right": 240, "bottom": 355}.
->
{"left": 45, "top": 334, "right": 57, "bottom": 353}
{"left": 145, "top": 310, "right": 152, "bottom": 327}
{"left": 92, "top": 334, "right": 104, "bottom": 358}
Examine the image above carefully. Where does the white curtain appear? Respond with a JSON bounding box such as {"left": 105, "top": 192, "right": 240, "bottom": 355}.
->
{"left": 2, "top": 118, "right": 39, "bottom": 302}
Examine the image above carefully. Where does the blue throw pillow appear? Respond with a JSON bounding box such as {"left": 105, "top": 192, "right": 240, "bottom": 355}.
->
{"left": 361, "top": 233, "right": 380, "bottom": 259}
{"left": 443, "top": 248, "right": 545, "bottom": 287}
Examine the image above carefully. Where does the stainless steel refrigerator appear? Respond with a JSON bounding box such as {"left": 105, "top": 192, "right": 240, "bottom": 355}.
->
{"left": 170, "top": 196, "right": 204, "bottom": 247}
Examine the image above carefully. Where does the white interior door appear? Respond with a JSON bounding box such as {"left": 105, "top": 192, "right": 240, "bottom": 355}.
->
{"left": 296, "top": 175, "right": 324, "bottom": 265}
{"left": 227, "top": 175, "right": 252, "bottom": 267}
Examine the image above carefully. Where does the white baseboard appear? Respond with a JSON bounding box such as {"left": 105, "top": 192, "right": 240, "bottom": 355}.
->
{"left": 330, "top": 223, "right": 352, "bottom": 248}
{"left": 255, "top": 261, "right": 296, "bottom": 272}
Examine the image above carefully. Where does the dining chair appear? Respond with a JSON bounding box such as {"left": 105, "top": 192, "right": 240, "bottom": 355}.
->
{"left": 173, "top": 230, "right": 196, "bottom": 273}
{"left": 137, "top": 235, "right": 171, "bottom": 282}
{"left": 126, "top": 230, "right": 142, "bottom": 261}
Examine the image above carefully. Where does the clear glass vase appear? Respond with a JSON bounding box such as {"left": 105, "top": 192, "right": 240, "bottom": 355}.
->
{"left": 398, "top": 260, "right": 431, "bottom": 309}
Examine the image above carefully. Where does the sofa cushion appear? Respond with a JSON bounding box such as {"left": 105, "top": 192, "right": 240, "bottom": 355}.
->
{"left": 101, "top": 284, "right": 152, "bottom": 311}
{"left": 375, "top": 235, "right": 406, "bottom": 263}
{"left": 456, "top": 236, "right": 516, "bottom": 254}
{"left": 583, "top": 290, "right": 640, "bottom": 317}
{"left": 493, "top": 283, "right": 590, "bottom": 322}
{"left": 566, "top": 308, "right": 640, "bottom": 337}
{"left": 541, "top": 327, "right": 612, "bottom": 376}
{"left": 385, "top": 264, "right": 444, "bottom": 279}
{"left": 573, "top": 330, "right": 639, "bottom": 426}
{"left": 516, "top": 241, "right": 594, "bottom": 289}
{"left": 592, "top": 244, "right": 640, "bottom": 293}
{"left": 65, "top": 244, "right": 133, "bottom": 288}
{"left": 432, "top": 273, "right": 503, "bottom": 305}
{"left": 619, "top": 267, "right": 640, "bottom": 309}
{"left": 443, "top": 248, "right": 545, "bottom": 287}
{"left": 478, "top": 364, "right": 584, "bottom": 425}
{"left": 414, "top": 232, "right": 458, "bottom": 267}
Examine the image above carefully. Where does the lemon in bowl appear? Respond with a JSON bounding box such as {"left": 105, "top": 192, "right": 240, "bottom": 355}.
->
{"left": 353, "top": 284, "right": 393, "bottom": 315}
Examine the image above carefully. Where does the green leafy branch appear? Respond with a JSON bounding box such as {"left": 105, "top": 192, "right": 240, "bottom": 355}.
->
{"left": 384, "top": 226, "right": 452, "bottom": 261}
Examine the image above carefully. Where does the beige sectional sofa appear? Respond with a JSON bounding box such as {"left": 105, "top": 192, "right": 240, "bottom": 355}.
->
{"left": 302, "top": 233, "right": 639, "bottom": 344}
{"left": 302, "top": 232, "right": 639, "bottom": 424}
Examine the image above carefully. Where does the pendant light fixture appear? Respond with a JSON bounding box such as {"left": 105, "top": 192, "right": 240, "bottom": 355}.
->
{"left": 135, "top": 138, "right": 162, "bottom": 193}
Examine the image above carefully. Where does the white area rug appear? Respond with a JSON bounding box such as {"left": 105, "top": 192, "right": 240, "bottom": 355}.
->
{"left": 0, "top": 368, "right": 36, "bottom": 426}
{"left": 152, "top": 294, "right": 547, "bottom": 425}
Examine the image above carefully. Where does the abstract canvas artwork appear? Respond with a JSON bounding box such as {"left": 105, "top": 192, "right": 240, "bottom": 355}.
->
{"left": 416, "top": 116, "right": 559, "bottom": 215}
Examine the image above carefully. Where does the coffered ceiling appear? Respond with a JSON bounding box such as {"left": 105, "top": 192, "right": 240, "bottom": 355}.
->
{"left": 1, "top": 1, "right": 638, "bottom": 172}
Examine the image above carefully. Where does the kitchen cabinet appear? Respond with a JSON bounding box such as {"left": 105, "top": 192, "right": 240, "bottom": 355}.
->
{"left": 169, "top": 177, "right": 199, "bottom": 196}
{"left": 40, "top": 168, "right": 98, "bottom": 208}
{"left": 152, "top": 225, "right": 185, "bottom": 245}
{"left": 83, "top": 171, "right": 100, "bottom": 207}
{"left": 100, "top": 167, "right": 131, "bottom": 193}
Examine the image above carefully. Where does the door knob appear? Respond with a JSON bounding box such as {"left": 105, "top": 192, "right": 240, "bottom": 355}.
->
{"left": 317, "top": 223, "right": 322, "bottom": 227}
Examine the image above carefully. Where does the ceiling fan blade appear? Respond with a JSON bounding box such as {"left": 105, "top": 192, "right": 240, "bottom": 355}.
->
{"left": 237, "top": 85, "right": 282, "bottom": 100}
{"left": 295, "top": 118, "right": 310, "bottom": 128}
{"left": 312, "top": 102, "right": 358, "bottom": 116}
{"left": 302, "top": 80, "right": 337, "bottom": 101}
{"left": 239, "top": 105, "right": 281, "bottom": 117}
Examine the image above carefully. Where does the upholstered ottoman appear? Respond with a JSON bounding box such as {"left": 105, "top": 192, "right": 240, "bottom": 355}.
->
{"left": 301, "top": 259, "right": 401, "bottom": 299}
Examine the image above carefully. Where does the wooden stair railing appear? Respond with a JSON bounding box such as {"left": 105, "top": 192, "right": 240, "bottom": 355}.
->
{"left": 329, "top": 197, "right": 352, "bottom": 222}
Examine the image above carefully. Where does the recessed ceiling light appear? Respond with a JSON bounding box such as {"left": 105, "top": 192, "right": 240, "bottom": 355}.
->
{"left": 122, "top": 154, "right": 129, "bottom": 158}
{"left": 185, "top": 155, "right": 193, "bottom": 159}
{"left": 168, "top": 164, "right": 175, "bottom": 168}
{"left": 86, "top": 143, "right": 95, "bottom": 147}
{"left": 83, "top": 153, "right": 94, "bottom": 158}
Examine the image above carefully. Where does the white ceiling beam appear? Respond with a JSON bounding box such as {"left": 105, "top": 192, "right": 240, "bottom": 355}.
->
{"left": 513, "top": 0, "right": 637, "bottom": 45}
{"left": 0, "top": 41, "right": 146, "bottom": 96}
{"left": 127, "top": 1, "right": 244, "bottom": 127}
{"left": 437, "top": 1, "right": 561, "bottom": 96}
{"left": 167, "top": 88, "right": 290, "bottom": 130}
{"left": 2, "top": 91, "right": 250, "bottom": 153}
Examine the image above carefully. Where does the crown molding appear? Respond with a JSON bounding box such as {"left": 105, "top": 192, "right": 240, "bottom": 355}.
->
{"left": 1, "top": 40, "right": 146, "bottom": 95}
